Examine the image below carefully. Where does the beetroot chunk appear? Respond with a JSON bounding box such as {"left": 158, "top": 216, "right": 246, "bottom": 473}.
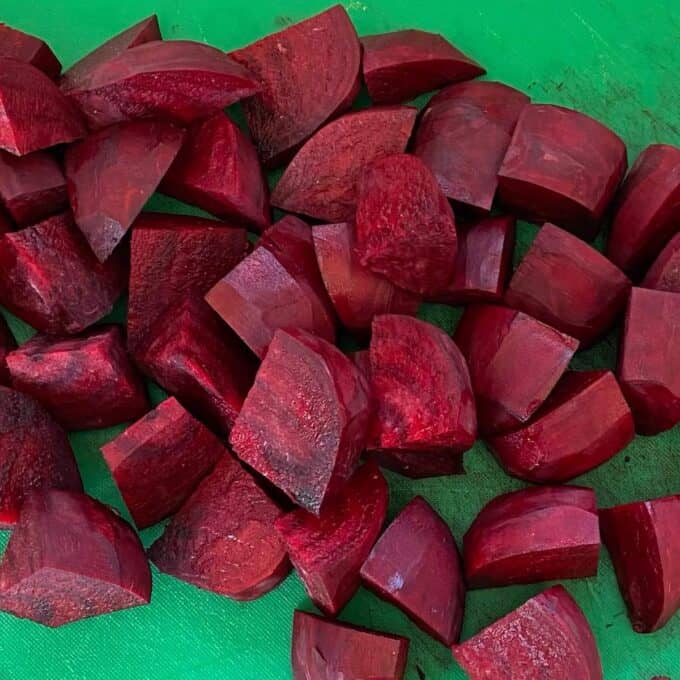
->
{"left": 600, "top": 495, "right": 680, "bottom": 633}
{"left": 149, "top": 454, "right": 289, "bottom": 600}
{"left": 0, "top": 24, "right": 61, "bottom": 78}
{"left": 0, "top": 489, "right": 150, "bottom": 626}
{"left": 452, "top": 585, "right": 602, "bottom": 679}
{"left": 271, "top": 106, "right": 417, "bottom": 222}
{"left": 643, "top": 232, "right": 680, "bottom": 292}
{"left": 0, "top": 315, "right": 16, "bottom": 385}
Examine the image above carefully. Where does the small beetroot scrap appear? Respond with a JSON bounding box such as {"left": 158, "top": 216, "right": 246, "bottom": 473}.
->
{"left": 0, "top": 23, "right": 61, "bottom": 78}
{"left": 0, "top": 489, "right": 150, "bottom": 627}
{"left": 0, "top": 314, "right": 16, "bottom": 385}
{"left": 643, "top": 232, "right": 680, "bottom": 292}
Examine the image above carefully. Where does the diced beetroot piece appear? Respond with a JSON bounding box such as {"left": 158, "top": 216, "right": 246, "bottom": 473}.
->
{"left": 413, "top": 81, "right": 529, "bottom": 212}
{"left": 355, "top": 153, "right": 458, "bottom": 295}
{"left": 231, "top": 5, "right": 361, "bottom": 167}
{"left": 149, "top": 454, "right": 289, "bottom": 600}
{"left": 600, "top": 495, "right": 680, "bottom": 633}
{"left": 454, "top": 305, "right": 579, "bottom": 435}
{"left": 0, "top": 387, "right": 81, "bottom": 527}
{"left": 452, "top": 585, "right": 602, "bottom": 679}
{"left": 361, "top": 496, "right": 465, "bottom": 645}
{"left": 0, "top": 212, "right": 127, "bottom": 335}
{"left": 230, "top": 328, "right": 371, "bottom": 514}
{"left": 617, "top": 287, "right": 680, "bottom": 435}
{"left": 498, "top": 104, "right": 627, "bottom": 239}
{"left": 292, "top": 611, "right": 409, "bottom": 680}
{"left": 271, "top": 106, "right": 417, "bottom": 222}
{"left": 643, "top": 233, "right": 680, "bottom": 292}
{"left": 0, "top": 489, "right": 150, "bottom": 627}
{"left": 0, "top": 314, "right": 16, "bottom": 385}
{"left": 0, "top": 23, "right": 61, "bottom": 78}
{"left": 370, "top": 449, "right": 466, "bottom": 479}
{"left": 275, "top": 463, "right": 388, "bottom": 616}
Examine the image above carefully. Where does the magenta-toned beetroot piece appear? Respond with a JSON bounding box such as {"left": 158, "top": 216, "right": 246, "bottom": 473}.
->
{"left": 454, "top": 304, "right": 579, "bottom": 435}
{"left": 0, "top": 386, "right": 81, "bottom": 527}
{"left": 498, "top": 104, "right": 627, "bottom": 239}
{"left": 643, "top": 232, "right": 680, "bottom": 292}
{"left": 149, "top": 454, "right": 289, "bottom": 600}
{"left": 600, "top": 494, "right": 680, "bottom": 633}
{"left": 7, "top": 325, "right": 148, "bottom": 431}
{"left": 230, "top": 328, "right": 371, "bottom": 515}
{"left": 231, "top": 5, "right": 361, "bottom": 167}
{"left": 0, "top": 314, "right": 16, "bottom": 385}
{"left": 505, "top": 223, "right": 631, "bottom": 346}
{"left": 271, "top": 106, "right": 417, "bottom": 222}
{"left": 452, "top": 585, "right": 602, "bottom": 679}
{"left": 361, "top": 496, "right": 465, "bottom": 645}
{"left": 292, "top": 611, "right": 409, "bottom": 680}
{"left": 355, "top": 153, "right": 458, "bottom": 295}
{"left": 275, "top": 463, "right": 388, "bottom": 616}
{"left": 102, "top": 397, "right": 225, "bottom": 529}
{"left": 0, "top": 212, "right": 127, "bottom": 335}
{"left": 0, "top": 23, "right": 61, "bottom": 78}
{"left": 488, "top": 370, "right": 634, "bottom": 483}
{"left": 0, "top": 489, "right": 150, "bottom": 627}
{"left": 618, "top": 287, "right": 680, "bottom": 435}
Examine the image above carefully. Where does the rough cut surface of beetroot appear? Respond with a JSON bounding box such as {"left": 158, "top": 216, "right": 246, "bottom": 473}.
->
{"left": 275, "top": 463, "right": 388, "bottom": 616}
{"left": 498, "top": 104, "right": 627, "bottom": 239}
{"left": 0, "top": 212, "right": 127, "bottom": 335}
{"left": 452, "top": 585, "right": 602, "bottom": 679}
{"left": 0, "top": 387, "right": 81, "bottom": 527}
{"left": 361, "top": 496, "right": 465, "bottom": 645}
{"left": 230, "top": 328, "right": 371, "bottom": 515}
{"left": 413, "top": 81, "right": 529, "bottom": 212}
{"left": 355, "top": 153, "right": 458, "bottom": 295}
{"left": 149, "top": 454, "right": 289, "bottom": 600}
{"left": 0, "top": 24, "right": 61, "bottom": 78}
{"left": 0, "top": 315, "right": 16, "bottom": 385}
{"left": 505, "top": 223, "right": 631, "bottom": 346}
{"left": 0, "top": 489, "right": 150, "bottom": 626}
{"left": 292, "top": 610, "right": 409, "bottom": 680}
{"left": 271, "top": 106, "right": 417, "bottom": 222}
{"left": 643, "top": 232, "right": 680, "bottom": 292}
{"left": 600, "top": 495, "right": 680, "bottom": 633}
{"left": 454, "top": 304, "right": 579, "bottom": 435}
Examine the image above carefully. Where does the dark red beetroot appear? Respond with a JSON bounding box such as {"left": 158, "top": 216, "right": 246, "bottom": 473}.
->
{"left": 275, "top": 463, "right": 388, "bottom": 616}
{"left": 292, "top": 610, "right": 409, "bottom": 680}
{"left": 361, "top": 496, "right": 465, "bottom": 645}
{"left": 454, "top": 305, "right": 579, "bottom": 435}
{"left": 271, "top": 106, "right": 417, "bottom": 222}
{"left": 230, "top": 328, "right": 371, "bottom": 515}
{"left": 0, "top": 314, "right": 16, "bottom": 385}
{"left": 643, "top": 232, "right": 680, "bottom": 292}
{"left": 452, "top": 585, "right": 602, "bottom": 679}
{"left": 498, "top": 104, "right": 627, "bottom": 239}
{"left": 230, "top": 5, "right": 361, "bottom": 167}
{"left": 0, "top": 489, "right": 150, "bottom": 627}
{"left": 413, "top": 81, "right": 529, "bottom": 212}
{"left": 487, "top": 371, "right": 634, "bottom": 483}
{"left": 0, "top": 207, "right": 12, "bottom": 233}
{"left": 355, "top": 153, "right": 458, "bottom": 295}
{"left": 0, "top": 23, "right": 61, "bottom": 78}
{"left": 0, "top": 212, "right": 127, "bottom": 335}
{"left": 149, "top": 454, "right": 289, "bottom": 600}
{"left": 6, "top": 325, "right": 148, "bottom": 431}
{"left": 505, "top": 223, "right": 631, "bottom": 346}
{"left": 600, "top": 495, "right": 680, "bottom": 633}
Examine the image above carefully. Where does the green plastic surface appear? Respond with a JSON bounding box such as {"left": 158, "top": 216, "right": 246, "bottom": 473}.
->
{"left": 1, "top": 1, "right": 679, "bottom": 678}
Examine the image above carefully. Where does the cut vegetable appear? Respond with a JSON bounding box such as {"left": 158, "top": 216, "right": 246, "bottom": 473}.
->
{"left": 0, "top": 23, "right": 61, "bottom": 78}
{"left": 0, "top": 315, "right": 16, "bottom": 385}
{"left": 642, "top": 232, "right": 680, "bottom": 292}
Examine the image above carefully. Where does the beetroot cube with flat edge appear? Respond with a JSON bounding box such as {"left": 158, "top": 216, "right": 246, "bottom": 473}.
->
{"left": 0, "top": 23, "right": 61, "bottom": 78}
{"left": 642, "top": 232, "right": 680, "bottom": 293}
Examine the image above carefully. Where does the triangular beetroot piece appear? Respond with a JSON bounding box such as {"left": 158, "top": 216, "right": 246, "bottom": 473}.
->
{"left": 0, "top": 23, "right": 61, "bottom": 78}
{"left": 0, "top": 489, "right": 150, "bottom": 627}
{"left": 643, "top": 232, "right": 680, "bottom": 292}
{"left": 230, "top": 5, "right": 361, "bottom": 167}
{"left": 0, "top": 315, "right": 16, "bottom": 385}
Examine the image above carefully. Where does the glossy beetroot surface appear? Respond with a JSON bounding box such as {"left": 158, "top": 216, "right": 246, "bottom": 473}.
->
{"left": 643, "top": 232, "right": 680, "bottom": 292}
{"left": 0, "top": 315, "right": 16, "bottom": 385}
{"left": 0, "top": 23, "right": 61, "bottom": 78}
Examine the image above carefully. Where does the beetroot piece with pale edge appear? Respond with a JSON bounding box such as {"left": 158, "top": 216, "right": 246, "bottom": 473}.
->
{"left": 149, "top": 454, "right": 289, "bottom": 600}
{"left": 275, "top": 463, "right": 388, "bottom": 616}
{"left": 0, "top": 489, "right": 150, "bottom": 627}
{"left": 643, "top": 233, "right": 680, "bottom": 292}
{"left": 0, "top": 315, "right": 16, "bottom": 385}
{"left": 454, "top": 305, "right": 579, "bottom": 435}
{"left": 230, "top": 5, "right": 361, "bottom": 167}
{"left": 600, "top": 495, "right": 680, "bottom": 633}
{"left": 292, "top": 611, "right": 409, "bottom": 680}
{"left": 498, "top": 104, "right": 627, "bottom": 239}
{"left": 0, "top": 24, "right": 61, "bottom": 78}
{"left": 6, "top": 326, "right": 148, "bottom": 431}
{"left": 271, "top": 106, "right": 417, "bottom": 222}
{"left": 355, "top": 153, "right": 458, "bottom": 295}
{"left": 452, "top": 586, "right": 602, "bottom": 679}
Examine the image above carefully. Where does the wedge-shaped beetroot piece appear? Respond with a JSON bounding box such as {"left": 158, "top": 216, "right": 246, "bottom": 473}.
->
{"left": 452, "top": 585, "right": 602, "bottom": 679}
{"left": 0, "top": 212, "right": 126, "bottom": 335}
{"left": 454, "top": 305, "right": 579, "bottom": 435}
{"left": 498, "top": 104, "right": 627, "bottom": 239}
{"left": 0, "top": 24, "right": 61, "bottom": 78}
{"left": 600, "top": 495, "right": 680, "bottom": 633}
{"left": 0, "top": 315, "right": 16, "bottom": 385}
{"left": 271, "top": 106, "right": 417, "bottom": 222}
{"left": 643, "top": 232, "right": 680, "bottom": 292}
{"left": 0, "top": 489, "right": 150, "bottom": 627}
{"left": 292, "top": 610, "right": 409, "bottom": 680}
